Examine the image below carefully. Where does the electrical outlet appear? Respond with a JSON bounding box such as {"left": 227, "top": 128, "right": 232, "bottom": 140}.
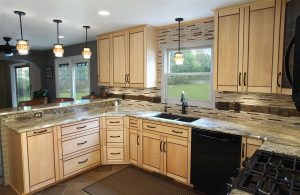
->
{"left": 33, "top": 112, "right": 43, "bottom": 118}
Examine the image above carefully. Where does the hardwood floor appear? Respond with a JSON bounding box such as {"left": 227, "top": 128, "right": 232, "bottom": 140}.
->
{"left": 0, "top": 165, "right": 128, "bottom": 195}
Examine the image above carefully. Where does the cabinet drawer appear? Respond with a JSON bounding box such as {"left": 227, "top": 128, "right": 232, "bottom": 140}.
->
{"left": 129, "top": 118, "right": 138, "bottom": 129}
{"left": 106, "top": 117, "right": 124, "bottom": 126}
{"left": 62, "top": 119, "right": 99, "bottom": 136}
{"left": 142, "top": 121, "right": 188, "bottom": 138}
{"left": 63, "top": 150, "right": 100, "bottom": 176}
{"left": 107, "top": 131, "right": 124, "bottom": 143}
{"left": 62, "top": 132, "right": 100, "bottom": 156}
{"left": 107, "top": 147, "right": 124, "bottom": 160}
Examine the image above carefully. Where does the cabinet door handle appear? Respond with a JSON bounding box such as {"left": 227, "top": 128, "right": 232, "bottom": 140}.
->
{"left": 163, "top": 142, "right": 167, "bottom": 153}
{"left": 78, "top": 159, "right": 88, "bottom": 164}
{"left": 244, "top": 72, "right": 247, "bottom": 86}
{"left": 76, "top": 125, "right": 87, "bottom": 129}
{"left": 109, "top": 121, "right": 120, "bottom": 124}
{"left": 160, "top": 141, "right": 163, "bottom": 152}
{"left": 137, "top": 135, "right": 140, "bottom": 146}
{"left": 172, "top": 130, "right": 183, "bottom": 134}
{"left": 277, "top": 72, "right": 282, "bottom": 87}
{"left": 238, "top": 72, "right": 242, "bottom": 86}
{"left": 127, "top": 74, "right": 130, "bottom": 83}
{"left": 110, "top": 135, "right": 121, "bottom": 138}
{"left": 110, "top": 152, "right": 121, "bottom": 155}
{"left": 242, "top": 143, "right": 245, "bottom": 158}
{"left": 77, "top": 141, "right": 87, "bottom": 145}
{"left": 33, "top": 129, "right": 47, "bottom": 134}
{"left": 147, "top": 125, "right": 156, "bottom": 129}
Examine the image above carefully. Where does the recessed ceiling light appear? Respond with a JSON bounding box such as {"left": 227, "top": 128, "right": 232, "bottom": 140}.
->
{"left": 98, "top": 11, "right": 110, "bottom": 16}
{"left": 58, "top": 35, "right": 64, "bottom": 39}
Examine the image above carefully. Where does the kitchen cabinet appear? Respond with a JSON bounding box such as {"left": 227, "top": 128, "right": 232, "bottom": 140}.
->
{"left": 97, "top": 25, "right": 157, "bottom": 88}
{"left": 7, "top": 128, "right": 58, "bottom": 194}
{"left": 112, "top": 31, "right": 128, "bottom": 87}
{"left": 129, "top": 118, "right": 141, "bottom": 166}
{"left": 214, "top": 0, "right": 286, "bottom": 93}
{"left": 141, "top": 120, "right": 191, "bottom": 184}
{"left": 57, "top": 118, "right": 101, "bottom": 179}
{"left": 97, "top": 34, "right": 111, "bottom": 86}
{"left": 241, "top": 137, "right": 263, "bottom": 167}
{"left": 101, "top": 116, "right": 129, "bottom": 164}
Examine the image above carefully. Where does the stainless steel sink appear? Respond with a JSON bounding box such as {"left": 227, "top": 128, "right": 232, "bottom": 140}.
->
{"left": 153, "top": 113, "right": 199, "bottom": 123}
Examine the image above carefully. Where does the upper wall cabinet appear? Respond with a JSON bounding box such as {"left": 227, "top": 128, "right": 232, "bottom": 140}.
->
{"left": 97, "top": 25, "right": 157, "bottom": 88}
{"left": 214, "top": 0, "right": 286, "bottom": 93}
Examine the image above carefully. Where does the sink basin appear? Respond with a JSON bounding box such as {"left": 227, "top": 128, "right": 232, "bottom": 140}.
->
{"left": 153, "top": 113, "right": 199, "bottom": 123}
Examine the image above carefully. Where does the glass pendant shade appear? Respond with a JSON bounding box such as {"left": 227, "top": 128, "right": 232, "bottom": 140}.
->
{"left": 174, "top": 52, "right": 184, "bottom": 65}
{"left": 16, "top": 39, "right": 29, "bottom": 55}
{"left": 82, "top": 47, "right": 91, "bottom": 59}
{"left": 53, "top": 44, "right": 64, "bottom": 57}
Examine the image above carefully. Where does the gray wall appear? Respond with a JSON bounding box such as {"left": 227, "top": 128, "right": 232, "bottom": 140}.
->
{"left": 0, "top": 51, "right": 46, "bottom": 108}
{"left": 44, "top": 40, "right": 98, "bottom": 101}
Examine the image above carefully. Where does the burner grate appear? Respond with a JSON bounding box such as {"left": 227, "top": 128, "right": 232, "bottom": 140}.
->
{"left": 235, "top": 150, "right": 300, "bottom": 195}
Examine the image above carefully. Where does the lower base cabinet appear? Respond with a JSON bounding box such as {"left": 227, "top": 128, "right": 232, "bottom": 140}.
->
{"left": 7, "top": 128, "right": 57, "bottom": 194}
{"left": 140, "top": 120, "right": 191, "bottom": 184}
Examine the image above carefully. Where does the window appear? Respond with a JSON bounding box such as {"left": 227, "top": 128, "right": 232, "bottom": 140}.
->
{"left": 55, "top": 56, "right": 90, "bottom": 100}
{"left": 163, "top": 42, "right": 214, "bottom": 108}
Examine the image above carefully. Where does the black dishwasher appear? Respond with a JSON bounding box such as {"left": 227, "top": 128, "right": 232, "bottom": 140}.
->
{"left": 191, "top": 128, "right": 241, "bottom": 195}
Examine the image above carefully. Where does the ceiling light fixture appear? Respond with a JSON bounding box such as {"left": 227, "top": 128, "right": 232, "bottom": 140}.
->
{"left": 174, "top": 18, "right": 184, "bottom": 65}
{"left": 53, "top": 19, "right": 64, "bottom": 58}
{"left": 14, "top": 11, "right": 29, "bottom": 55}
{"left": 82, "top": 26, "right": 92, "bottom": 59}
{"left": 98, "top": 11, "right": 110, "bottom": 16}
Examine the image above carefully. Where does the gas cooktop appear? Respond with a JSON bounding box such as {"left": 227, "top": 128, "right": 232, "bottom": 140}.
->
{"left": 233, "top": 150, "right": 300, "bottom": 195}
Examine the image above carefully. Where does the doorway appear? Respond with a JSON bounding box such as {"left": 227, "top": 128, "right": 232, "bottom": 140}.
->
{"left": 10, "top": 64, "right": 31, "bottom": 107}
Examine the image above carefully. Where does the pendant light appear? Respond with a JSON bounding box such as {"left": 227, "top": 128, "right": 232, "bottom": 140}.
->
{"left": 14, "top": 11, "right": 29, "bottom": 55}
{"left": 82, "top": 26, "right": 92, "bottom": 59}
{"left": 174, "top": 18, "right": 184, "bottom": 65}
{"left": 53, "top": 19, "right": 64, "bottom": 57}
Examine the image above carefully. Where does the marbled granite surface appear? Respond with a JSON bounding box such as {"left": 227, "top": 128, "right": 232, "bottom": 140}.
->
{"left": 4, "top": 105, "right": 300, "bottom": 153}
{"left": 0, "top": 99, "right": 114, "bottom": 117}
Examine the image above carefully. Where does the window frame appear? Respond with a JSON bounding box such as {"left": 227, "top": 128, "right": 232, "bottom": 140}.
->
{"left": 161, "top": 40, "right": 215, "bottom": 108}
{"left": 55, "top": 55, "right": 90, "bottom": 100}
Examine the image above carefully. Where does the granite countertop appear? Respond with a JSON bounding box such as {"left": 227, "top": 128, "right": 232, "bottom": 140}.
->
{"left": 3, "top": 105, "right": 300, "bottom": 155}
{"left": 0, "top": 99, "right": 114, "bottom": 117}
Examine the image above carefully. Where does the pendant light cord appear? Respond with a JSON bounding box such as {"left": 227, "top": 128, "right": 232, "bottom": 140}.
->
{"left": 85, "top": 27, "right": 88, "bottom": 48}
{"left": 57, "top": 22, "right": 60, "bottom": 44}
{"left": 18, "top": 14, "right": 23, "bottom": 40}
{"left": 178, "top": 20, "right": 181, "bottom": 52}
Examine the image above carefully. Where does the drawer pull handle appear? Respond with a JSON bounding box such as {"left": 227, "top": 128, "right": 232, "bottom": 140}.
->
{"left": 76, "top": 125, "right": 87, "bottom": 129}
{"left": 78, "top": 159, "right": 88, "bottom": 164}
{"left": 130, "top": 122, "right": 137, "bottom": 125}
{"left": 172, "top": 130, "right": 183, "bottom": 134}
{"left": 33, "top": 129, "right": 47, "bottom": 134}
{"left": 77, "top": 141, "right": 87, "bottom": 145}
{"left": 110, "top": 152, "right": 121, "bottom": 155}
{"left": 109, "top": 121, "right": 120, "bottom": 124}
{"left": 110, "top": 136, "right": 121, "bottom": 138}
{"left": 147, "top": 125, "right": 156, "bottom": 129}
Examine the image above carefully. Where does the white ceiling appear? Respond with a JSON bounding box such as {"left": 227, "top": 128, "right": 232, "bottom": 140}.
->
{"left": 0, "top": 0, "right": 251, "bottom": 50}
